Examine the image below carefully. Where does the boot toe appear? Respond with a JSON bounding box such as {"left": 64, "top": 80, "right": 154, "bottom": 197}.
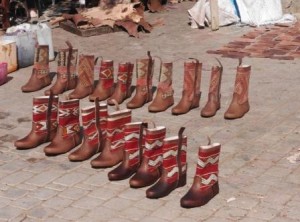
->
{"left": 180, "top": 197, "right": 197, "bottom": 208}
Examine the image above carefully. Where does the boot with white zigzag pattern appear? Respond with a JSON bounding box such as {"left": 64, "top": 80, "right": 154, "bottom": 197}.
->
{"left": 180, "top": 142, "right": 221, "bottom": 208}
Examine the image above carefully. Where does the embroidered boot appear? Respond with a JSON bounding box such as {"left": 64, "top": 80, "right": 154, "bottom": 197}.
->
{"left": 108, "top": 122, "right": 146, "bottom": 181}
{"left": 21, "top": 45, "right": 51, "bottom": 92}
{"left": 201, "top": 60, "right": 223, "bottom": 117}
{"left": 224, "top": 61, "right": 251, "bottom": 119}
{"left": 107, "top": 62, "right": 134, "bottom": 105}
{"left": 44, "top": 41, "right": 78, "bottom": 96}
{"left": 129, "top": 125, "right": 166, "bottom": 188}
{"left": 172, "top": 59, "right": 202, "bottom": 115}
{"left": 146, "top": 127, "right": 187, "bottom": 198}
{"left": 180, "top": 142, "right": 221, "bottom": 208}
{"left": 14, "top": 93, "right": 58, "bottom": 149}
{"left": 89, "top": 60, "right": 114, "bottom": 101}
{"left": 148, "top": 62, "right": 174, "bottom": 112}
{"left": 126, "top": 51, "right": 154, "bottom": 109}
{"left": 68, "top": 100, "right": 108, "bottom": 161}
{"left": 44, "top": 99, "right": 81, "bottom": 156}
{"left": 68, "top": 54, "right": 95, "bottom": 99}
{"left": 90, "top": 100, "right": 131, "bottom": 168}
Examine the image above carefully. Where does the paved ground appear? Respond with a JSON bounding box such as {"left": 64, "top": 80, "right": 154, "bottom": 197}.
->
{"left": 1, "top": 2, "right": 300, "bottom": 221}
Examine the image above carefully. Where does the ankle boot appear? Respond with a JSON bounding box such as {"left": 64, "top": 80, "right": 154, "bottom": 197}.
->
{"left": 14, "top": 93, "right": 58, "bottom": 149}
{"left": 172, "top": 59, "right": 202, "bottom": 115}
{"left": 148, "top": 62, "right": 174, "bottom": 112}
{"left": 44, "top": 41, "right": 78, "bottom": 96}
{"left": 201, "top": 61, "right": 223, "bottom": 117}
{"left": 126, "top": 52, "right": 154, "bottom": 109}
{"left": 180, "top": 142, "right": 221, "bottom": 208}
{"left": 21, "top": 45, "right": 51, "bottom": 92}
{"left": 44, "top": 99, "right": 81, "bottom": 156}
{"left": 90, "top": 101, "right": 131, "bottom": 168}
{"left": 68, "top": 54, "right": 95, "bottom": 99}
{"left": 108, "top": 122, "right": 147, "bottom": 181}
{"left": 146, "top": 127, "right": 187, "bottom": 198}
{"left": 224, "top": 62, "right": 251, "bottom": 119}
{"left": 129, "top": 125, "right": 166, "bottom": 188}
{"left": 68, "top": 100, "right": 108, "bottom": 161}
{"left": 107, "top": 62, "right": 134, "bottom": 105}
{"left": 89, "top": 60, "right": 114, "bottom": 101}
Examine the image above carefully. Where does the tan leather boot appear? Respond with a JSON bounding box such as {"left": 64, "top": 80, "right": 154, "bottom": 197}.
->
{"left": 14, "top": 93, "right": 58, "bottom": 149}
{"left": 90, "top": 101, "right": 131, "bottom": 168}
{"left": 21, "top": 45, "right": 51, "bottom": 92}
{"left": 129, "top": 125, "right": 166, "bottom": 188}
{"left": 201, "top": 61, "right": 223, "bottom": 117}
{"left": 44, "top": 41, "right": 78, "bottom": 96}
{"left": 68, "top": 101, "right": 108, "bottom": 162}
{"left": 224, "top": 63, "right": 251, "bottom": 119}
{"left": 44, "top": 99, "right": 81, "bottom": 156}
{"left": 172, "top": 59, "right": 202, "bottom": 115}
{"left": 107, "top": 62, "right": 134, "bottom": 105}
{"left": 181, "top": 142, "right": 221, "bottom": 208}
{"left": 146, "top": 127, "right": 187, "bottom": 199}
{"left": 127, "top": 52, "right": 154, "bottom": 109}
{"left": 148, "top": 62, "right": 174, "bottom": 112}
{"left": 89, "top": 60, "right": 114, "bottom": 101}
{"left": 68, "top": 54, "right": 95, "bottom": 99}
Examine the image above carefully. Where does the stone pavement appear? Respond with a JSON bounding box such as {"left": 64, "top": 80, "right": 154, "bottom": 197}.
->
{"left": 1, "top": 2, "right": 300, "bottom": 221}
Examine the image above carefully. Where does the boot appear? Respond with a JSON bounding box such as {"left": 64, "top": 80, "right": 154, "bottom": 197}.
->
{"left": 148, "top": 62, "right": 174, "bottom": 112}
{"left": 44, "top": 99, "right": 81, "bottom": 156}
{"left": 107, "top": 62, "right": 134, "bottom": 105}
{"left": 180, "top": 142, "right": 221, "bottom": 208}
{"left": 90, "top": 101, "right": 131, "bottom": 168}
{"left": 44, "top": 41, "right": 78, "bottom": 96}
{"left": 171, "top": 59, "right": 202, "bottom": 115}
{"left": 68, "top": 100, "right": 108, "bottom": 161}
{"left": 146, "top": 127, "right": 187, "bottom": 199}
{"left": 201, "top": 60, "right": 223, "bottom": 117}
{"left": 108, "top": 122, "right": 146, "bottom": 181}
{"left": 68, "top": 54, "right": 95, "bottom": 99}
{"left": 224, "top": 61, "right": 251, "bottom": 119}
{"left": 89, "top": 60, "right": 114, "bottom": 101}
{"left": 14, "top": 93, "right": 58, "bottom": 149}
{"left": 129, "top": 125, "right": 166, "bottom": 188}
{"left": 126, "top": 51, "right": 154, "bottom": 109}
{"left": 21, "top": 45, "right": 51, "bottom": 92}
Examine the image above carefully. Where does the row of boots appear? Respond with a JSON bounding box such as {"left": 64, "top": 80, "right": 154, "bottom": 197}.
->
{"left": 14, "top": 95, "right": 221, "bottom": 208}
{"left": 21, "top": 42, "right": 251, "bottom": 119}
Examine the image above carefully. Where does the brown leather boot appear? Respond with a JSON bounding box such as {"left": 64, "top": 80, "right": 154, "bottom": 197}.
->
{"left": 129, "top": 125, "right": 166, "bottom": 188}
{"left": 108, "top": 122, "right": 146, "bottom": 181}
{"left": 126, "top": 52, "right": 154, "bottom": 109}
{"left": 180, "top": 142, "right": 221, "bottom": 208}
{"left": 44, "top": 41, "right": 78, "bottom": 96}
{"left": 89, "top": 60, "right": 114, "bottom": 101}
{"left": 68, "top": 54, "right": 95, "bottom": 99}
{"left": 224, "top": 62, "right": 251, "bottom": 119}
{"left": 148, "top": 62, "right": 174, "bottom": 112}
{"left": 172, "top": 59, "right": 202, "bottom": 115}
{"left": 90, "top": 101, "right": 131, "bottom": 168}
{"left": 21, "top": 45, "right": 51, "bottom": 92}
{"left": 44, "top": 99, "right": 81, "bottom": 156}
{"left": 201, "top": 61, "right": 223, "bottom": 117}
{"left": 14, "top": 93, "right": 58, "bottom": 149}
{"left": 146, "top": 127, "right": 187, "bottom": 199}
{"left": 68, "top": 101, "right": 108, "bottom": 161}
{"left": 107, "top": 62, "right": 134, "bottom": 105}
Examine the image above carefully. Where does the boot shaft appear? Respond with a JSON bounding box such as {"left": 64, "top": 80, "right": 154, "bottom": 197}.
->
{"left": 58, "top": 99, "right": 80, "bottom": 138}
{"left": 34, "top": 45, "right": 49, "bottom": 77}
{"left": 158, "top": 62, "right": 173, "bottom": 94}
{"left": 136, "top": 58, "right": 155, "bottom": 88}
{"left": 57, "top": 48, "right": 78, "bottom": 79}
{"left": 78, "top": 54, "right": 95, "bottom": 87}
{"left": 99, "top": 60, "right": 114, "bottom": 88}
{"left": 208, "top": 65, "right": 222, "bottom": 95}
{"left": 196, "top": 143, "right": 221, "bottom": 190}
{"left": 117, "top": 62, "right": 134, "bottom": 92}
{"left": 183, "top": 60, "right": 202, "bottom": 98}
{"left": 234, "top": 65, "right": 251, "bottom": 104}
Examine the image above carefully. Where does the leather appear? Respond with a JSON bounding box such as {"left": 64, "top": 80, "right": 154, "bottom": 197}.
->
{"left": 224, "top": 65, "right": 251, "bottom": 119}
{"left": 126, "top": 85, "right": 153, "bottom": 109}
{"left": 22, "top": 45, "right": 51, "bottom": 92}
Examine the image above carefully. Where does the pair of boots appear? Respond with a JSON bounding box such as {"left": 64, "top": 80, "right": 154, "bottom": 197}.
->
{"left": 14, "top": 92, "right": 82, "bottom": 156}
{"left": 201, "top": 59, "right": 251, "bottom": 119}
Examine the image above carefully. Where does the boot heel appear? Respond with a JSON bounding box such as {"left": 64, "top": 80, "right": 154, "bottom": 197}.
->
{"left": 191, "top": 93, "right": 201, "bottom": 109}
{"left": 177, "top": 173, "right": 187, "bottom": 188}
